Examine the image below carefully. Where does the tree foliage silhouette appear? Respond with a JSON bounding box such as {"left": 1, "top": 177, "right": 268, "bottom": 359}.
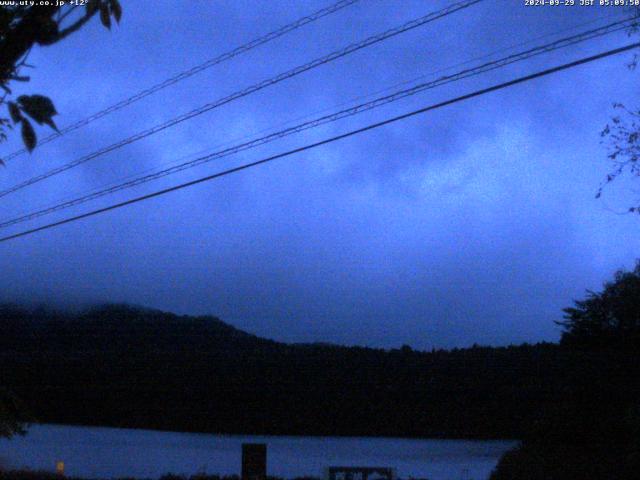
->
{"left": 598, "top": 9, "right": 640, "bottom": 212}
{"left": 0, "top": 0, "right": 122, "bottom": 163}
{"left": 491, "top": 260, "right": 640, "bottom": 479}
{"left": 557, "top": 260, "right": 640, "bottom": 348}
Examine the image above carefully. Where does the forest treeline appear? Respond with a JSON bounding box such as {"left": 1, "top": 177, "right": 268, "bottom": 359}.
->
{"left": 1, "top": 302, "right": 638, "bottom": 439}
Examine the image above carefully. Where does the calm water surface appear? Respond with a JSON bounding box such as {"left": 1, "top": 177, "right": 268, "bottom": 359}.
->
{"left": 0, "top": 424, "right": 516, "bottom": 480}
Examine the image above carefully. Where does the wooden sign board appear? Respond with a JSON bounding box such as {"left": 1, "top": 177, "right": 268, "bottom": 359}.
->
{"left": 325, "top": 466, "right": 396, "bottom": 480}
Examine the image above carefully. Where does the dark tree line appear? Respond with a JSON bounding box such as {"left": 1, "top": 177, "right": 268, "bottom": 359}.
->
{"left": 0, "top": 288, "right": 638, "bottom": 442}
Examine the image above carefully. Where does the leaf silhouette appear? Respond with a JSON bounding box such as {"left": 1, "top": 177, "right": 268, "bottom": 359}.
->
{"left": 110, "top": 0, "right": 122, "bottom": 23}
{"left": 100, "top": 4, "right": 111, "bottom": 29}
{"left": 7, "top": 102, "right": 22, "bottom": 123}
{"left": 17, "top": 95, "right": 58, "bottom": 131}
{"left": 21, "top": 119, "right": 36, "bottom": 152}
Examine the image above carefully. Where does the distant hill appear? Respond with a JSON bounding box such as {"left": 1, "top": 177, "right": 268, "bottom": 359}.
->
{"left": 1, "top": 303, "right": 637, "bottom": 438}
{"left": 0, "top": 303, "right": 274, "bottom": 352}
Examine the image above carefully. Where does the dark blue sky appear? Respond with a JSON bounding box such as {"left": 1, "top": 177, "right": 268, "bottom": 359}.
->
{"left": 0, "top": 0, "right": 638, "bottom": 349}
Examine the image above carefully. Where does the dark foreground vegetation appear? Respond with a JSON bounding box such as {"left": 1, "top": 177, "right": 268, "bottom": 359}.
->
{"left": 0, "top": 471, "right": 424, "bottom": 480}
{"left": 490, "top": 261, "right": 640, "bottom": 479}
{"left": 1, "top": 262, "right": 639, "bottom": 478}
{"left": 0, "top": 471, "right": 324, "bottom": 480}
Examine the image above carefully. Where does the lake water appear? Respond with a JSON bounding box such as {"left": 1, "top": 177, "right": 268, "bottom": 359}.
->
{"left": 0, "top": 424, "right": 516, "bottom": 480}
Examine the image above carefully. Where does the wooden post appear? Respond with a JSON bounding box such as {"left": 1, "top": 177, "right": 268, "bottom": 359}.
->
{"left": 241, "top": 443, "right": 266, "bottom": 480}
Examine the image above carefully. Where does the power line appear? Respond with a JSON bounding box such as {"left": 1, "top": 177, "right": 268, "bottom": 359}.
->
{"left": 15, "top": 10, "right": 625, "bottom": 218}
{"left": 2, "top": 12, "right": 616, "bottom": 226}
{"left": 0, "top": 0, "right": 484, "bottom": 199}
{"left": 0, "top": 17, "right": 633, "bottom": 229}
{"left": 1, "top": 0, "right": 361, "bottom": 163}
{"left": 1, "top": 42, "right": 637, "bottom": 244}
